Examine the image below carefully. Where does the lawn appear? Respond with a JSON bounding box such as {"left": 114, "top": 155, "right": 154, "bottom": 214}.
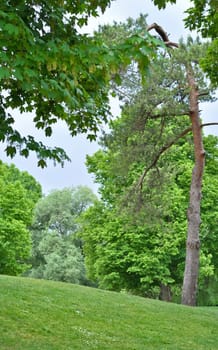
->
{"left": 0, "top": 275, "right": 217, "bottom": 349}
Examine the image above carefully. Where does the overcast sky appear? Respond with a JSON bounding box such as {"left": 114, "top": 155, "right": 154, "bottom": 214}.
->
{"left": 1, "top": 0, "right": 217, "bottom": 194}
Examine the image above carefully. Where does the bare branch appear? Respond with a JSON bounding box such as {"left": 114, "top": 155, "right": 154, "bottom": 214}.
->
{"left": 147, "top": 111, "right": 190, "bottom": 119}
{"left": 198, "top": 91, "right": 210, "bottom": 98}
{"left": 147, "top": 23, "right": 169, "bottom": 42}
{"left": 164, "top": 41, "right": 179, "bottom": 48}
{"left": 201, "top": 122, "right": 218, "bottom": 128}
{"left": 147, "top": 23, "right": 179, "bottom": 48}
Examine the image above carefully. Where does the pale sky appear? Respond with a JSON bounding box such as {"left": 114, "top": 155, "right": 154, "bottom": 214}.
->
{"left": 1, "top": 0, "right": 217, "bottom": 194}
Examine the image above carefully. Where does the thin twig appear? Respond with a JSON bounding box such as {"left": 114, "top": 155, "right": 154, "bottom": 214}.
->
{"left": 201, "top": 122, "right": 218, "bottom": 128}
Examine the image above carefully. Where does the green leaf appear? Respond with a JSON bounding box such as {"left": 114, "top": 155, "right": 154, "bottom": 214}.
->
{"left": 5, "top": 146, "right": 16, "bottom": 157}
{"left": 37, "top": 159, "right": 47, "bottom": 168}
{"left": 45, "top": 127, "right": 52, "bottom": 137}
{"left": 0, "top": 67, "right": 10, "bottom": 79}
{"left": 20, "top": 149, "right": 29, "bottom": 158}
{"left": 4, "top": 23, "right": 19, "bottom": 36}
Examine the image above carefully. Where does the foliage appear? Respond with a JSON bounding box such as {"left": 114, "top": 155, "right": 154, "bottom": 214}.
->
{"left": 30, "top": 231, "right": 86, "bottom": 284}
{"left": 1, "top": 162, "right": 42, "bottom": 203}
{"left": 201, "top": 136, "right": 218, "bottom": 266}
{"left": 197, "top": 135, "right": 218, "bottom": 304}
{"left": 185, "top": 0, "right": 218, "bottom": 38}
{"left": 0, "top": 161, "right": 42, "bottom": 275}
{"left": 80, "top": 198, "right": 184, "bottom": 296}
{"left": 0, "top": 0, "right": 162, "bottom": 166}
{"left": 29, "top": 186, "right": 97, "bottom": 284}
{"left": 151, "top": 0, "right": 176, "bottom": 9}
{"left": 1, "top": 0, "right": 216, "bottom": 165}
{"left": 82, "top": 133, "right": 218, "bottom": 302}
{"left": 184, "top": 0, "right": 218, "bottom": 86}
{"left": 200, "top": 38, "right": 218, "bottom": 87}
{"left": 32, "top": 186, "right": 96, "bottom": 234}
{"left": 1, "top": 275, "right": 218, "bottom": 350}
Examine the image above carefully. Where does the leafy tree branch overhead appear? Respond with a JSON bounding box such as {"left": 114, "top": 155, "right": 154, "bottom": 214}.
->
{"left": 0, "top": 0, "right": 161, "bottom": 167}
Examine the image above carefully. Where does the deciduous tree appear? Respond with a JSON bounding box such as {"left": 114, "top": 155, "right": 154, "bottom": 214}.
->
{"left": 29, "top": 186, "right": 97, "bottom": 284}
{"left": 0, "top": 161, "right": 41, "bottom": 275}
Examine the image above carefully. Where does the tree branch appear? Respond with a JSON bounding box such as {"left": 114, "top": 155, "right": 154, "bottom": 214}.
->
{"left": 164, "top": 41, "right": 179, "bottom": 48}
{"left": 137, "top": 126, "right": 192, "bottom": 189}
{"left": 201, "top": 122, "right": 218, "bottom": 128}
{"left": 137, "top": 122, "right": 218, "bottom": 189}
{"left": 147, "top": 111, "right": 190, "bottom": 119}
{"left": 137, "top": 25, "right": 216, "bottom": 189}
{"left": 198, "top": 91, "right": 210, "bottom": 97}
{"left": 147, "top": 23, "right": 179, "bottom": 48}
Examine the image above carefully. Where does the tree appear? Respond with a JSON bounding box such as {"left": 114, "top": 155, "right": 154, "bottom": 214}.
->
{"left": 80, "top": 186, "right": 187, "bottom": 298}
{"left": 29, "top": 186, "right": 97, "bottom": 284}
{"left": 150, "top": 0, "right": 218, "bottom": 86}
{"left": 0, "top": 161, "right": 42, "bottom": 275}
{"left": 2, "top": 162, "right": 42, "bottom": 203}
{"left": 31, "top": 231, "right": 86, "bottom": 284}
{"left": 79, "top": 26, "right": 218, "bottom": 304}
{"left": 138, "top": 24, "right": 217, "bottom": 305}
{"left": 32, "top": 186, "right": 96, "bottom": 234}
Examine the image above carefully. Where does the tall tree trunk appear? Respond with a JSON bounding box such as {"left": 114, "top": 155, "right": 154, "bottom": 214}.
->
{"left": 181, "top": 66, "right": 205, "bottom": 306}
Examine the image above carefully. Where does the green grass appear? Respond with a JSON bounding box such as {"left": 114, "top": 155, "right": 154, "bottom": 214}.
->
{"left": 0, "top": 275, "right": 217, "bottom": 350}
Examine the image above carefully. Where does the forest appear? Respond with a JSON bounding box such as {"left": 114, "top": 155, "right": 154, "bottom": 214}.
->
{"left": 0, "top": 0, "right": 217, "bottom": 307}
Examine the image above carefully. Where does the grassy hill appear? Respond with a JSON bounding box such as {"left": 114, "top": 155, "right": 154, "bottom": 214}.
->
{"left": 0, "top": 275, "right": 217, "bottom": 350}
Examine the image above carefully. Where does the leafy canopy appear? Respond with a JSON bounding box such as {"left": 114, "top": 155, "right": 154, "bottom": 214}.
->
{"left": 0, "top": 0, "right": 216, "bottom": 166}
{"left": 0, "top": 0, "right": 161, "bottom": 167}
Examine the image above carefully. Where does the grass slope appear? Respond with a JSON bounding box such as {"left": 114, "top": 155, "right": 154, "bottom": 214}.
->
{"left": 0, "top": 275, "right": 217, "bottom": 350}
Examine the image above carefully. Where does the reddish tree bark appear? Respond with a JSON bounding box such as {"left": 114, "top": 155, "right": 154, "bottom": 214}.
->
{"left": 181, "top": 65, "right": 205, "bottom": 306}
